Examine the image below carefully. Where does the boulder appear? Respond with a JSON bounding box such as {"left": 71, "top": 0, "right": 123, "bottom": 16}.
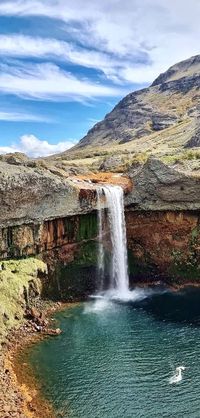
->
{"left": 99, "top": 156, "right": 123, "bottom": 171}
{"left": 126, "top": 157, "right": 200, "bottom": 210}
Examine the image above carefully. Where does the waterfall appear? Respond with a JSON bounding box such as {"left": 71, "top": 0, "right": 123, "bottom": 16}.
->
{"left": 97, "top": 185, "right": 129, "bottom": 298}
{"left": 96, "top": 188, "right": 105, "bottom": 291}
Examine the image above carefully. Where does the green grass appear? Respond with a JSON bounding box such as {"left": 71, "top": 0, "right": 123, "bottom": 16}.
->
{"left": 162, "top": 150, "right": 200, "bottom": 165}
{"left": 183, "top": 150, "right": 200, "bottom": 160}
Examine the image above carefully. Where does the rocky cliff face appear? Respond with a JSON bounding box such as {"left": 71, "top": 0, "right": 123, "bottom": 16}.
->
{"left": 126, "top": 211, "right": 200, "bottom": 283}
{"left": 0, "top": 160, "right": 90, "bottom": 228}
{"left": 0, "top": 210, "right": 101, "bottom": 300}
{"left": 2, "top": 205, "right": 200, "bottom": 288}
{"left": 1, "top": 156, "right": 200, "bottom": 233}
{"left": 126, "top": 158, "right": 200, "bottom": 211}
{"left": 72, "top": 55, "right": 200, "bottom": 150}
{"left": 0, "top": 213, "right": 98, "bottom": 259}
{"left": 1, "top": 155, "right": 200, "bottom": 285}
{"left": 0, "top": 160, "right": 131, "bottom": 228}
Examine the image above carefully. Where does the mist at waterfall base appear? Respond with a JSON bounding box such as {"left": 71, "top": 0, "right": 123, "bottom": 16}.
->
{"left": 27, "top": 289, "right": 200, "bottom": 418}
{"left": 25, "top": 186, "right": 200, "bottom": 417}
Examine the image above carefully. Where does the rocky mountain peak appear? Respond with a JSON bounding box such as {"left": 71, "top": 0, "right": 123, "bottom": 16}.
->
{"left": 70, "top": 54, "right": 200, "bottom": 151}
{"left": 152, "top": 54, "right": 200, "bottom": 86}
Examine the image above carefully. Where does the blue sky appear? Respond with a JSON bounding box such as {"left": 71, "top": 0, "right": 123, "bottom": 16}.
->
{"left": 0, "top": 0, "right": 199, "bottom": 157}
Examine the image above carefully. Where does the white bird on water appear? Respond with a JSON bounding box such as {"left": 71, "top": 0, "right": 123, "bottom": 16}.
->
{"left": 169, "top": 366, "right": 186, "bottom": 384}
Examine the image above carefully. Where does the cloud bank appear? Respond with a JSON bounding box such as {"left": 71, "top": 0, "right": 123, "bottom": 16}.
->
{"left": 0, "top": 34, "right": 148, "bottom": 84}
{"left": 0, "top": 0, "right": 200, "bottom": 84}
{"left": 0, "top": 0, "right": 200, "bottom": 155}
{"left": 0, "top": 61, "right": 123, "bottom": 101}
{"left": 0, "top": 134, "right": 76, "bottom": 157}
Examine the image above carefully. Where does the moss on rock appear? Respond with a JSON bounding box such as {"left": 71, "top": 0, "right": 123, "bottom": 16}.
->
{"left": 0, "top": 257, "right": 47, "bottom": 344}
{"left": 77, "top": 213, "right": 98, "bottom": 241}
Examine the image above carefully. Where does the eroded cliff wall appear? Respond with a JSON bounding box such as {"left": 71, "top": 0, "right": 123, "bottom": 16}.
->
{"left": 0, "top": 213, "right": 100, "bottom": 300}
{"left": 1, "top": 209, "right": 200, "bottom": 288}
{"left": 0, "top": 213, "right": 98, "bottom": 259}
{"left": 1, "top": 157, "right": 200, "bottom": 289}
{"left": 126, "top": 210, "right": 200, "bottom": 283}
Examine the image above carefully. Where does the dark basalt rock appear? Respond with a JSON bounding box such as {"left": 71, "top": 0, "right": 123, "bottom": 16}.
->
{"left": 185, "top": 134, "right": 200, "bottom": 148}
{"left": 152, "top": 54, "right": 200, "bottom": 86}
{"left": 159, "top": 74, "right": 200, "bottom": 93}
{"left": 151, "top": 113, "right": 178, "bottom": 131}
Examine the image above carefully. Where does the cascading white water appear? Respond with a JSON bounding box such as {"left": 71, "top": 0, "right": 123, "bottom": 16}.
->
{"left": 97, "top": 185, "right": 129, "bottom": 298}
{"left": 96, "top": 188, "right": 105, "bottom": 291}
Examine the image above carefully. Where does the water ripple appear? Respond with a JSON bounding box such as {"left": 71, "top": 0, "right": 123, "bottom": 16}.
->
{"left": 28, "top": 288, "right": 200, "bottom": 418}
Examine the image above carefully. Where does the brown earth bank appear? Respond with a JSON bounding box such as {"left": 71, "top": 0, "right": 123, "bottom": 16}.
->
{"left": 0, "top": 301, "right": 75, "bottom": 418}
{"left": 72, "top": 172, "right": 133, "bottom": 194}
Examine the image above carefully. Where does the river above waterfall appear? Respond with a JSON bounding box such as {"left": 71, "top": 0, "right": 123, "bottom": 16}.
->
{"left": 26, "top": 287, "right": 200, "bottom": 418}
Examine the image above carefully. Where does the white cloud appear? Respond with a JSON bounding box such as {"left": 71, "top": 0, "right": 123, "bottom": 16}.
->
{"left": 0, "top": 134, "right": 76, "bottom": 157}
{"left": 0, "top": 0, "right": 200, "bottom": 156}
{"left": 0, "top": 0, "right": 200, "bottom": 84}
{"left": 0, "top": 61, "right": 123, "bottom": 101}
{"left": 0, "top": 34, "right": 145, "bottom": 84}
{"left": 0, "top": 110, "right": 51, "bottom": 122}
{"left": 0, "top": 34, "right": 117, "bottom": 66}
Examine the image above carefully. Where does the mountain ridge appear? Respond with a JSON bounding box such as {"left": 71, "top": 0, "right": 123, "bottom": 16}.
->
{"left": 6, "top": 54, "right": 199, "bottom": 175}
{"left": 69, "top": 54, "right": 200, "bottom": 152}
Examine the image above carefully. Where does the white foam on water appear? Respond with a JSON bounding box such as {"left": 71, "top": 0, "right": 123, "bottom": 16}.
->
{"left": 84, "top": 287, "right": 157, "bottom": 316}
{"left": 83, "top": 298, "right": 114, "bottom": 314}
{"left": 92, "top": 287, "right": 155, "bottom": 303}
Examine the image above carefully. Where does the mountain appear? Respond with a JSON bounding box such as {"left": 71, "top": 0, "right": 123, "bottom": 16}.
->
{"left": 73, "top": 55, "right": 200, "bottom": 150}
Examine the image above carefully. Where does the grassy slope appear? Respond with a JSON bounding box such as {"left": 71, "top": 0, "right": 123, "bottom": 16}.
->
{"left": 47, "top": 118, "right": 200, "bottom": 174}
